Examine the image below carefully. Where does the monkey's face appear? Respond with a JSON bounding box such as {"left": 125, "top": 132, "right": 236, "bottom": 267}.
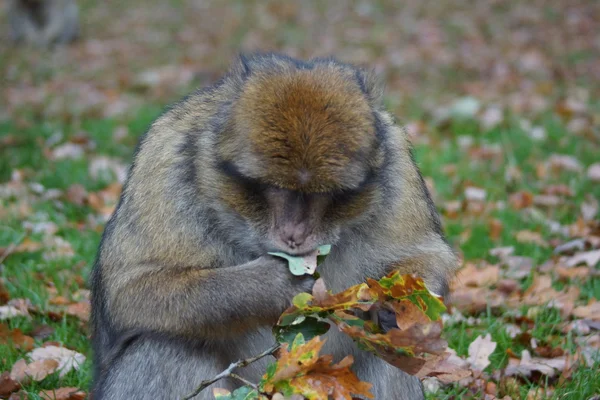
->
{"left": 217, "top": 167, "right": 378, "bottom": 255}
{"left": 215, "top": 67, "right": 382, "bottom": 255}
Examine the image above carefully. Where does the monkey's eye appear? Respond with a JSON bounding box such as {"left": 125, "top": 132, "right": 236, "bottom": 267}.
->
{"left": 332, "top": 188, "right": 362, "bottom": 204}
{"left": 218, "top": 160, "right": 268, "bottom": 196}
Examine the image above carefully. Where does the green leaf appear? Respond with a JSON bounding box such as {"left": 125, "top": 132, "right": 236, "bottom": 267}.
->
{"left": 214, "top": 386, "right": 260, "bottom": 400}
{"left": 268, "top": 244, "right": 332, "bottom": 276}
{"left": 274, "top": 316, "right": 330, "bottom": 346}
{"left": 291, "top": 332, "right": 306, "bottom": 349}
{"left": 267, "top": 251, "right": 308, "bottom": 276}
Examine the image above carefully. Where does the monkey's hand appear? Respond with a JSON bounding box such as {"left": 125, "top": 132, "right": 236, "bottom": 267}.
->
{"left": 264, "top": 255, "right": 316, "bottom": 300}
{"left": 367, "top": 307, "right": 399, "bottom": 333}
{"left": 376, "top": 308, "right": 399, "bottom": 333}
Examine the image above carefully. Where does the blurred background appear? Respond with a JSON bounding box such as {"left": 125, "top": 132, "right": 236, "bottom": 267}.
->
{"left": 1, "top": 1, "right": 599, "bottom": 399}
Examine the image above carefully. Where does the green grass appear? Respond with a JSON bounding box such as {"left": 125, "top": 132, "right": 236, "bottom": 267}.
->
{"left": 2, "top": 105, "right": 598, "bottom": 399}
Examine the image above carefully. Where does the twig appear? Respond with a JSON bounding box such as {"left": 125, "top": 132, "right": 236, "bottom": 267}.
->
{"left": 182, "top": 343, "right": 281, "bottom": 400}
{"left": 229, "top": 373, "right": 257, "bottom": 389}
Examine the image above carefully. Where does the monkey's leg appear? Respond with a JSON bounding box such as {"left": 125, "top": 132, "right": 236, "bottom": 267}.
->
{"left": 95, "top": 335, "right": 233, "bottom": 400}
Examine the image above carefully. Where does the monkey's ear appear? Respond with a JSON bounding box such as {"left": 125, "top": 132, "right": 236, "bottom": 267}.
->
{"left": 230, "top": 54, "right": 252, "bottom": 81}
{"left": 356, "top": 69, "right": 384, "bottom": 107}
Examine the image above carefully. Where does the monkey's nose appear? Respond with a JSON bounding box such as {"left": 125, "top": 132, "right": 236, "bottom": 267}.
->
{"left": 280, "top": 223, "right": 307, "bottom": 250}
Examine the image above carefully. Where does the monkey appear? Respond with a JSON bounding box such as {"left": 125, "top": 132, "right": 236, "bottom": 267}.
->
{"left": 8, "top": 0, "right": 79, "bottom": 47}
{"left": 89, "top": 53, "right": 458, "bottom": 400}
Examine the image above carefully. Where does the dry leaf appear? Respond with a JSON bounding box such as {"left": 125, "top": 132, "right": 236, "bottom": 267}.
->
{"left": 89, "top": 156, "right": 128, "bottom": 184}
{"left": 10, "top": 358, "right": 60, "bottom": 383}
{"left": 467, "top": 334, "right": 497, "bottom": 372}
{"left": 0, "top": 305, "right": 29, "bottom": 320}
{"left": 556, "top": 266, "right": 590, "bottom": 280}
{"left": 262, "top": 336, "right": 374, "bottom": 399}
{"left": 581, "top": 194, "right": 599, "bottom": 221}
{"left": 50, "top": 144, "right": 85, "bottom": 160}
{"left": 416, "top": 350, "right": 472, "bottom": 384}
{"left": 533, "top": 194, "right": 563, "bottom": 207}
{"left": 505, "top": 350, "right": 567, "bottom": 378}
{"left": 0, "top": 372, "right": 20, "bottom": 397}
{"left": 65, "top": 302, "right": 90, "bottom": 322}
{"left": 565, "top": 250, "right": 600, "bottom": 268}
{"left": 0, "top": 324, "right": 34, "bottom": 351}
{"left": 465, "top": 187, "right": 486, "bottom": 202}
{"left": 502, "top": 256, "right": 534, "bottom": 280}
{"left": 508, "top": 191, "right": 534, "bottom": 210}
{"left": 522, "top": 276, "right": 579, "bottom": 317}
{"left": 65, "top": 185, "right": 88, "bottom": 206}
{"left": 572, "top": 301, "right": 600, "bottom": 321}
{"left": 27, "top": 346, "right": 86, "bottom": 378}
{"left": 488, "top": 219, "right": 503, "bottom": 240}
{"left": 455, "top": 263, "right": 500, "bottom": 288}
{"left": 515, "top": 230, "right": 548, "bottom": 247}
{"left": 39, "top": 387, "right": 86, "bottom": 400}
{"left": 587, "top": 163, "right": 600, "bottom": 182}
{"left": 548, "top": 154, "right": 583, "bottom": 173}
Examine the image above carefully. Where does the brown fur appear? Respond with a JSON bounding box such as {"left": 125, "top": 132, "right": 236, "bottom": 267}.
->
{"left": 223, "top": 69, "right": 377, "bottom": 192}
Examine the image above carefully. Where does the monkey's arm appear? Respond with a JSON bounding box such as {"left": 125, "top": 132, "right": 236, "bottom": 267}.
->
{"left": 105, "top": 256, "right": 313, "bottom": 339}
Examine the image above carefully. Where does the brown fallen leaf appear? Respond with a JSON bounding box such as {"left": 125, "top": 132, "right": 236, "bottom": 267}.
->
{"left": 572, "top": 301, "right": 600, "bottom": 321}
{"left": 415, "top": 350, "right": 472, "bottom": 384}
{"left": 65, "top": 185, "right": 88, "bottom": 206}
{"left": 30, "top": 324, "right": 56, "bottom": 340}
{"left": 0, "top": 324, "right": 35, "bottom": 351}
{"left": 0, "top": 281, "right": 9, "bottom": 305}
{"left": 505, "top": 350, "right": 567, "bottom": 378}
{"left": 555, "top": 265, "right": 591, "bottom": 281}
{"left": 65, "top": 301, "right": 91, "bottom": 322}
{"left": 521, "top": 276, "right": 579, "bottom": 317}
{"left": 508, "top": 191, "right": 534, "bottom": 210}
{"left": 450, "top": 287, "right": 508, "bottom": 315}
{"left": 10, "top": 358, "right": 60, "bottom": 383}
{"left": 515, "top": 230, "right": 549, "bottom": 247}
{"left": 0, "top": 372, "right": 20, "bottom": 398}
{"left": 454, "top": 263, "right": 500, "bottom": 288}
{"left": 39, "top": 387, "right": 86, "bottom": 400}
{"left": 488, "top": 219, "right": 503, "bottom": 240}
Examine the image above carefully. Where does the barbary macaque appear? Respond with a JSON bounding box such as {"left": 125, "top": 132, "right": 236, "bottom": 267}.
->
{"left": 8, "top": 0, "right": 79, "bottom": 47}
{"left": 90, "top": 53, "right": 458, "bottom": 399}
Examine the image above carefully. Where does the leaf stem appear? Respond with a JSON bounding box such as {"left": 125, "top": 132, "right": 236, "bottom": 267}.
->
{"left": 181, "top": 343, "right": 281, "bottom": 400}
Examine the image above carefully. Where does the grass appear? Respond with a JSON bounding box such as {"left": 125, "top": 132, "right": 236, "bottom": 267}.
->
{"left": 1, "top": 102, "right": 598, "bottom": 398}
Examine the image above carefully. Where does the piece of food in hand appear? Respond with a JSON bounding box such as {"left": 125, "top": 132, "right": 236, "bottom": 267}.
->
{"left": 269, "top": 245, "right": 331, "bottom": 276}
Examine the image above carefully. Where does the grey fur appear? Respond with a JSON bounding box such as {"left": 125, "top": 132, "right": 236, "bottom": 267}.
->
{"left": 8, "top": 0, "right": 79, "bottom": 47}
{"left": 90, "top": 53, "right": 457, "bottom": 399}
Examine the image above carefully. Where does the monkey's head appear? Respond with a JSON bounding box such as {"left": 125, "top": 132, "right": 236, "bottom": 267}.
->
{"left": 215, "top": 59, "right": 384, "bottom": 255}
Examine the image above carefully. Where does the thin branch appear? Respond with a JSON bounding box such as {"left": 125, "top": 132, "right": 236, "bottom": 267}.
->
{"left": 182, "top": 343, "right": 281, "bottom": 400}
{"left": 229, "top": 373, "right": 257, "bottom": 389}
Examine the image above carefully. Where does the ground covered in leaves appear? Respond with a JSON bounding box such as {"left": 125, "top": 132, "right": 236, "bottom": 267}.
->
{"left": 1, "top": 1, "right": 599, "bottom": 399}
